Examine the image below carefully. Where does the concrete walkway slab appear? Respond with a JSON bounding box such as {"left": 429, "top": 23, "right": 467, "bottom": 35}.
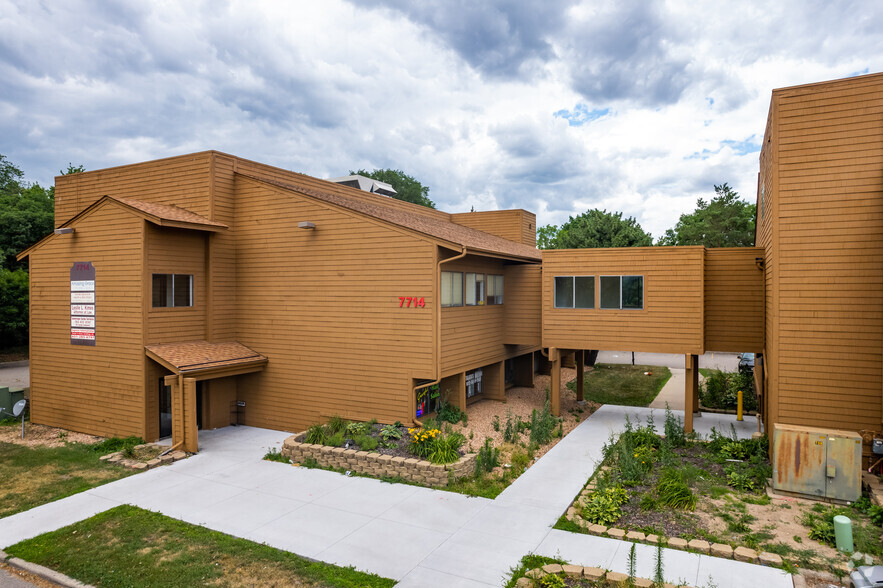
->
{"left": 0, "top": 412, "right": 776, "bottom": 586}
{"left": 649, "top": 367, "right": 686, "bottom": 410}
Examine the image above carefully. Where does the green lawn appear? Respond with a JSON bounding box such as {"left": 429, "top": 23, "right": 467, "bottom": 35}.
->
{"left": 0, "top": 440, "right": 135, "bottom": 518}
{"left": 567, "top": 363, "right": 672, "bottom": 407}
{"left": 7, "top": 505, "right": 396, "bottom": 588}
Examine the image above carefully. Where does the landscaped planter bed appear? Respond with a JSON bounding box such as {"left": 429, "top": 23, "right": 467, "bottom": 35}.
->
{"left": 556, "top": 410, "right": 883, "bottom": 577}
{"left": 281, "top": 434, "right": 474, "bottom": 486}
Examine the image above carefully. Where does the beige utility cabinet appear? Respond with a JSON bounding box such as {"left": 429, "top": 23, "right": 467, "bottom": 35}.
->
{"left": 772, "top": 424, "right": 862, "bottom": 502}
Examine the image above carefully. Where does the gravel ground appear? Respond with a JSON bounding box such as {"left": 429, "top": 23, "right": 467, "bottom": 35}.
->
{"left": 450, "top": 367, "right": 599, "bottom": 462}
{"left": 0, "top": 422, "right": 103, "bottom": 448}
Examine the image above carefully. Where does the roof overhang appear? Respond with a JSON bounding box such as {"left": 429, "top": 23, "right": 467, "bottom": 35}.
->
{"left": 145, "top": 341, "right": 268, "bottom": 381}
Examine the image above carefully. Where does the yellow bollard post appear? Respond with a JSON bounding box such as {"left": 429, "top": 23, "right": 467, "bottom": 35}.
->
{"left": 737, "top": 390, "right": 743, "bottom": 421}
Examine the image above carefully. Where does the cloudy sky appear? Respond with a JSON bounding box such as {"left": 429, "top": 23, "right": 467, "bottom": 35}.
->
{"left": 1, "top": 1, "right": 881, "bottom": 238}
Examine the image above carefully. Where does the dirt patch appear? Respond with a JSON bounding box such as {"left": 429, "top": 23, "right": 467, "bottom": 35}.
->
{"left": 0, "top": 422, "right": 103, "bottom": 448}
{"left": 210, "top": 555, "right": 317, "bottom": 588}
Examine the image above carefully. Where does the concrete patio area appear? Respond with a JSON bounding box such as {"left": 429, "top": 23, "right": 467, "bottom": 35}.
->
{"left": 0, "top": 406, "right": 788, "bottom": 587}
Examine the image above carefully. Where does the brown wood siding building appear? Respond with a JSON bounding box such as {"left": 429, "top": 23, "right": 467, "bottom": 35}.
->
{"left": 542, "top": 247, "right": 706, "bottom": 354}
{"left": 703, "top": 248, "right": 765, "bottom": 353}
{"left": 28, "top": 202, "right": 146, "bottom": 437}
{"left": 24, "top": 151, "right": 542, "bottom": 441}
{"left": 757, "top": 73, "right": 883, "bottom": 436}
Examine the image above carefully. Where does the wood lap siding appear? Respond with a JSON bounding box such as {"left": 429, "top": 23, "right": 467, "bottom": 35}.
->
{"left": 451, "top": 210, "right": 534, "bottom": 245}
{"left": 145, "top": 225, "right": 207, "bottom": 343}
{"left": 770, "top": 74, "right": 883, "bottom": 431}
{"left": 703, "top": 248, "right": 764, "bottom": 353}
{"left": 440, "top": 256, "right": 538, "bottom": 376}
{"left": 54, "top": 153, "right": 214, "bottom": 227}
{"left": 542, "top": 247, "right": 704, "bottom": 354}
{"left": 232, "top": 177, "right": 435, "bottom": 432}
{"left": 503, "top": 265, "right": 542, "bottom": 346}
{"left": 29, "top": 204, "right": 145, "bottom": 437}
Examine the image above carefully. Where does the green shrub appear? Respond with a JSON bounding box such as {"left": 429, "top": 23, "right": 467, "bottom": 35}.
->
{"left": 426, "top": 432, "right": 465, "bottom": 464}
{"left": 475, "top": 438, "right": 500, "bottom": 474}
{"left": 345, "top": 421, "right": 369, "bottom": 437}
{"left": 437, "top": 400, "right": 466, "bottom": 425}
{"left": 326, "top": 415, "right": 346, "bottom": 435}
{"left": 325, "top": 432, "right": 345, "bottom": 447}
{"left": 304, "top": 424, "right": 327, "bottom": 445}
{"left": 492, "top": 415, "right": 501, "bottom": 432}
{"left": 663, "top": 405, "right": 686, "bottom": 447}
{"left": 725, "top": 467, "right": 757, "bottom": 492}
{"left": 502, "top": 410, "right": 527, "bottom": 443}
{"left": 700, "top": 370, "right": 757, "bottom": 411}
{"left": 529, "top": 401, "right": 559, "bottom": 446}
{"left": 408, "top": 427, "right": 440, "bottom": 458}
{"left": 582, "top": 485, "right": 629, "bottom": 526}
{"left": 655, "top": 469, "right": 696, "bottom": 510}
{"left": 354, "top": 434, "right": 378, "bottom": 451}
{"left": 379, "top": 424, "right": 402, "bottom": 441}
{"left": 510, "top": 448, "right": 529, "bottom": 475}
{"left": 538, "top": 574, "right": 566, "bottom": 588}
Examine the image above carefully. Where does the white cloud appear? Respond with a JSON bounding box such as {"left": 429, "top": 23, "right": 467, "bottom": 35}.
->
{"left": 0, "top": 0, "right": 881, "bottom": 239}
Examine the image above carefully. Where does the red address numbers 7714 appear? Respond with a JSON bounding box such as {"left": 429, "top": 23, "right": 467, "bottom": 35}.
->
{"left": 399, "top": 297, "right": 426, "bottom": 308}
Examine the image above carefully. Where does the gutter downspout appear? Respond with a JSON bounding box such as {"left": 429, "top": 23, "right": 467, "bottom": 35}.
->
{"left": 411, "top": 246, "right": 468, "bottom": 427}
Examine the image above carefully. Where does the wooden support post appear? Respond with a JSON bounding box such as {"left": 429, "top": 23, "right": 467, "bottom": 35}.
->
{"left": 550, "top": 347, "right": 561, "bottom": 417}
{"left": 684, "top": 354, "right": 699, "bottom": 434}
{"left": 575, "top": 350, "right": 585, "bottom": 402}
{"left": 456, "top": 371, "right": 466, "bottom": 411}
{"left": 484, "top": 361, "right": 506, "bottom": 402}
{"left": 167, "top": 375, "right": 184, "bottom": 450}
{"left": 183, "top": 377, "right": 199, "bottom": 453}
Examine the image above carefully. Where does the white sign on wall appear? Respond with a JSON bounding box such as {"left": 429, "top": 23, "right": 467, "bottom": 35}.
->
{"left": 70, "top": 262, "right": 96, "bottom": 346}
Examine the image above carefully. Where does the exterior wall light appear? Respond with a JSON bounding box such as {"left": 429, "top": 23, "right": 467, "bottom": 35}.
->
{"left": 54, "top": 228, "right": 75, "bottom": 235}
{"left": 298, "top": 222, "right": 316, "bottom": 229}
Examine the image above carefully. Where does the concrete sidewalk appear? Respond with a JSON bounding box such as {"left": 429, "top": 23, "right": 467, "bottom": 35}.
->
{"left": 0, "top": 407, "right": 787, "bottom": 588}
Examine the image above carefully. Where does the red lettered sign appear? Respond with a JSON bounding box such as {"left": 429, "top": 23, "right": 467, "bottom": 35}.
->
{"left": 398, "top": 297, "right": 426, "bottom": 308}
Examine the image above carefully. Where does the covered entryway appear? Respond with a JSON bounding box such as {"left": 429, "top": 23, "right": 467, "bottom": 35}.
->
{"left": 145, "top": 341, "right": 268, "bottom": 453}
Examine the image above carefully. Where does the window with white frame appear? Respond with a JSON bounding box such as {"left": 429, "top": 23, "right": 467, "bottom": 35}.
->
{"left": 599, "top": 275, "right": 643, "bottom": 309}
{"left": 441, "top": 271, "right": 463, "bottom": 307}
{"left": 465, "top": 273, "right": 485, "bottom": 306}
{"left": 554, "top": 276, "right": 594, "bottom": 308}
{"left": 152, "top": 274, "right": 193, "bottom": 308}
{"left": 487, "top": 274, "right": 504, "bottom": 305}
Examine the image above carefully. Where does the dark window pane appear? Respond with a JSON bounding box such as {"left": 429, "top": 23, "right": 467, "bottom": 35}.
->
{"left": 574, "top": 276, "right": 594, "bottom": 308}
{"left": 554, "top": 276, "right": 573, "bottom": 308}
{"left": 152, "top": 274, "right": 170, "bottom": 307}
{"left": 600, "top": 276, "right": 621, "bottom": 309}
{"left": 622, "top": 275, "right": 643, "bottom": 309}
{"left": 173, "top": 274, "right": 192, "bottom": 307}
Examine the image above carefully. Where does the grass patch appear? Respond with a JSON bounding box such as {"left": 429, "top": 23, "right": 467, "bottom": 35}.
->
{"left": 0, "top": 441, "right": 136, "bottom": 518}
{"left": 699, "top": 368, "right": 718, "bottom": 378}
{"left": 7, "top": 505, "right": 394, "bottom": 588}
{"left": 505, "top": 554, "right": 569, "bottom": 588}
{"left": 568, "top": 363, "right": 672, "bottom": 407}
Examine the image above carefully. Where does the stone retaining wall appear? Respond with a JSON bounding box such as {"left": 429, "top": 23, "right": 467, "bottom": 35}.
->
{"left": 281, "top": 434, "right": 475, "bottom": 486}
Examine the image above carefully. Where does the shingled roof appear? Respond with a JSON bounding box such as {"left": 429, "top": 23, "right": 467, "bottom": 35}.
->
{"left": 145, "top": 341, "right": 267, "bottom": 374}
{"left": 110, "top": 196, "right": 228, "bottom": 230}
{"left": 239, "top": 173, "right": 541, "bottom": 262}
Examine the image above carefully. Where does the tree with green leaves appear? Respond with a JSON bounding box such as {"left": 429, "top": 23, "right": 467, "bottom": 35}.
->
{"left": 0, "top": 155, "right": 56, "bottom": 271}
{"left": 657, "top": 183, "right": 756, "bottom": 247}
{"left": 349, "top": 168, "right": 435, "bottom": 209}
{"left": 540, "top": 209, "right": 653, "bottom": 249}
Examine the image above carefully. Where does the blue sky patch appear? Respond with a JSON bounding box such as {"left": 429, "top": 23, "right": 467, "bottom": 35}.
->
{"left": 554, "top": 104, "right": 610, "bottom": 126}
{"left": 686, "top": 136, "right": 760, "bottom": 160}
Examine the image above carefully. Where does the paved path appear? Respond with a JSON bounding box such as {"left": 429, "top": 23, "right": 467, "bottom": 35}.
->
{"left": 0, "top": 361, "right": 29, "bottom": 389}
{"left": 599, "top": 351, "right": 740, "bottom": 373}
{"left": 0, "top": 408, "right": 787, "bottom": 588}
{"left": 649, "top": 367, "right": 686, "bottom": 410}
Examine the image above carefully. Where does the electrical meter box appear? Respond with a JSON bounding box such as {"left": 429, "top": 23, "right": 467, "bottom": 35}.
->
{"left": 772, "top": 424, "right": 862, "bottom": 502}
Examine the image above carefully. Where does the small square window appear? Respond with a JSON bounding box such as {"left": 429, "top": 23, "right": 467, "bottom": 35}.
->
{"left": 152, "top": 274, "right": 194, "bottom": 308}
{"left": 599, "top": 276, "right": 621, "bottom": 309}
{"left": 554, "top": 276, "right": 573, "bottom": 308}
{"left": 441, "top": 271, "right": 463, "bottom": 307}
{"left": 574, "top": 276, "right": 594, "bottom": 308}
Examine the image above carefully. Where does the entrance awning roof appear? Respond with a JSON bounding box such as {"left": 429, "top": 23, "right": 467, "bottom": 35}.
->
{"left": 145, "top": 341, "right": 268, "bottom": 379}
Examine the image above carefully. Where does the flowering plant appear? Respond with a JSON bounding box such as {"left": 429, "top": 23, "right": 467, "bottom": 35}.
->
{"left": 408, "top": 427, "right": 440, "bottom": 458}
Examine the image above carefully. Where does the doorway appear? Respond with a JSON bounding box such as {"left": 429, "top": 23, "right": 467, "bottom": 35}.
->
{"left": 158, "top": 378, "right": 203, "bottom": 439}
